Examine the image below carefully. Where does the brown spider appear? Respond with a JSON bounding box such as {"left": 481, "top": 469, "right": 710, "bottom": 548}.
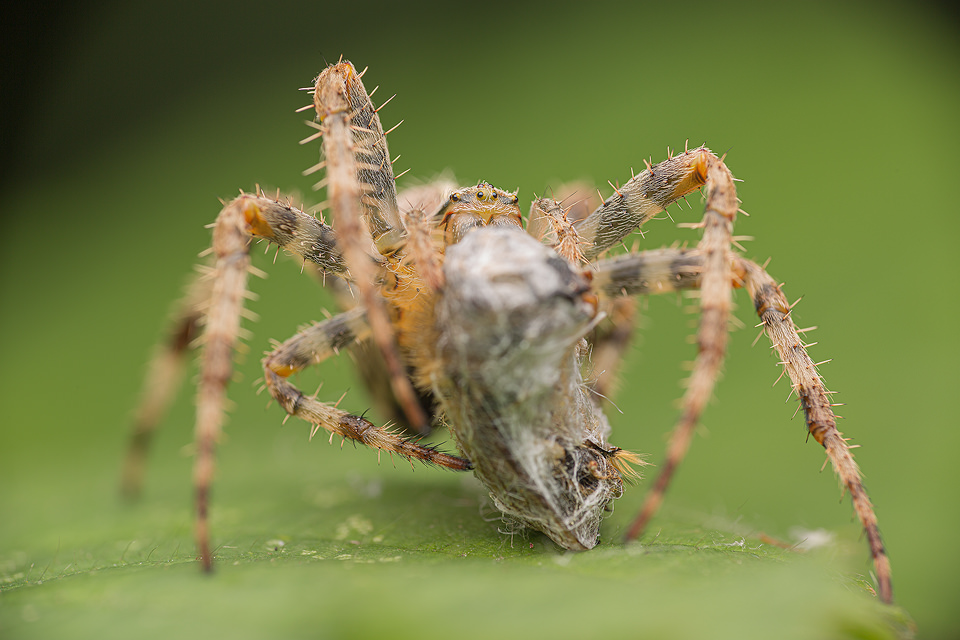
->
{"left": 121, "top": 59, "right": 892, "bottom": 603}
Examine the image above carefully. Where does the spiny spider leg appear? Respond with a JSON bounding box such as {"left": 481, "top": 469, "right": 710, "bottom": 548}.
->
{"left": 120, "top": 193, "right": 346, "bottom": 500}
{"left": 120, "top": 276, "right": 209, "bottom": 498}
{"left": 574, "top": 146, "right": 712, "bottom": 261}
{"left": 261, "top": 309, "right": 471, "bottom": 470}
{"left": 624, "top": 154, "right": 737, "bottom": 548}
{"left": 738, "top": 258, "right": 892, "bottom": 603}
{"left": 312, "top": 61, "right": 431, "bottom": 435}
{"left": 241, "top": 190, "right": 346, "bottom": 273}
{"left": 585, "top": 297, "right": 639, "bottom": 401}
{"left": 124, "top": 191, "right": 352, "bottom": 570}
{"left": 527, "top": 194, "right": 642, "bottom": 400}
{"left": 558, "top": 153, "right": 735, "bottom": 556}
{"left": 591, "top": 247, "right": 703, "bottom": 296}
{"left": 193, "top": 198, "right": 253, "bottom": 571}
{"left": 591, "top": 243, "right": 892, "bottom": 602}
{"left": 580, "top": 170, "right": 892, "bottom": 602}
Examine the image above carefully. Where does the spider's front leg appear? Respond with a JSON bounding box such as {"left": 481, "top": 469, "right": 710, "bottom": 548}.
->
{"left": 192, "top": 199, "right": 252, "bottom": 570}
{"left": 122, "top": 191, "right": 345, "bottom": 568}
{"left": 260, "top": 309, "right": 472, "bottom": 470}
{"left": 199, "top": 194, "right": 354, "bottom": 570}
{"left": 573, "top": 145, "right": 714, "bottom": 261}
{"left": 311, "top": 60, "right": 432, "bottom": 435}
{"left": 549, "top": 149, "right": 736, "bottom": 550}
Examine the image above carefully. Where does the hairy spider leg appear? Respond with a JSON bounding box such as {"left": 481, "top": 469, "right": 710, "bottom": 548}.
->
{"left": 738, "top": 258, "right": 892, "bottom": 603}
{"left": 312, "top": 61, "right": 432, "bottom": 435}
{"left": 120, "top": 277, "right": 209, "bottom": 498}
{"left": 573, "top": 146, "right": 712, "bottom": 261}
{"left": 588, "top": 241, "right": 892, "bottom": 602}
{"left": 120, "top": 194, "right": 346, "bottom": 497}
{"left": 624, "top": 153, "right": 737, "bottom": 543}
{"left": 192, "top": 198, "right": 253, "bottom": 571}
{"left": 532, "top": 149, "right": 716, "bottom": 408}
{"left": 261, "top": 308, "right": 471, "bottom": 470}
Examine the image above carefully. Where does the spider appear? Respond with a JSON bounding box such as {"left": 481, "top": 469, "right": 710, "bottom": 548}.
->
{"left": 120, "top": 59, "right": 892, "bottom": 603}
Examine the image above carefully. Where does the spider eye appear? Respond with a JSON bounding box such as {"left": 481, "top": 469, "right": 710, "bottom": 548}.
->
{"left": 451, "top": 194, "right": 460, "bottom": 201}
{"left": 477, "top": 191, "right": 484, "bottom": 199}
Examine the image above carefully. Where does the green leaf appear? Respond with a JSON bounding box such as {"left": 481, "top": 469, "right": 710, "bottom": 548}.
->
{"left": 1, "top": 434, "right": 911, "bottom": 640}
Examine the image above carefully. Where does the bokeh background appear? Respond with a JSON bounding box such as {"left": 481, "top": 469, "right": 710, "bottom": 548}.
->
{"left": 2, "top": 1, "right": 957, "bottom": 638}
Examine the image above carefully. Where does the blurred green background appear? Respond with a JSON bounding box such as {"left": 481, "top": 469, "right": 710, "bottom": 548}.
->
{"left": 2, "top": 1, "right": 957, "bottom": 638}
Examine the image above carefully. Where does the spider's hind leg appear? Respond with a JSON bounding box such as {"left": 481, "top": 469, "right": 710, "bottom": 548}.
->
{"left": 120, "top": 276, "right": 209, "bottom": 499}
{"left": 738, "top": 257, "right": 893, "bottom": 603}
{"left": 593, "top": 151, "right": 893, "bottom": 602}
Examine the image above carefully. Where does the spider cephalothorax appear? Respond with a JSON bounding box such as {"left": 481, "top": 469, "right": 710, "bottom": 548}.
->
{"left": 436, "top": 182, "right": 523, "bottom": 245}
{"left": 122, "top": 59, "right": 892, "bottom": 603}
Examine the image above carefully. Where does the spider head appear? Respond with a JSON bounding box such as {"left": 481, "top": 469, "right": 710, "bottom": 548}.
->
{"left": 437, "top": 182, "right": 522, "bottom": 245}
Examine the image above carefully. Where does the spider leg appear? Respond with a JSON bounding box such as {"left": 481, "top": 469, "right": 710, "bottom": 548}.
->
{"left": 528, "top": 194, "right": 644, "bottom": 400}
{"left": 240, "top": 189, "right": 346, "bottom": 273}
{"left": 540, "top": 152, "right": 735, "bottom": 548}
{"left": 326, "top": 179, "right": 457, "bottom": 432}
{"left": 261, "top": 309, "right": 472, "bottom": 470}
{"left": 592, "top": 247, "right": 703, "bottom": 296}
{"left": 121, "top": 194, "right": 346, "bottom": 494}
{"left": 123, "top": 191, "right": 350, "bottom": 570}
{"left": 737, "top": 257, "right": 893, "bottom": 603}
{"left": 585, "top": 296, "right": 639, "bottom": 401}
{"left": 528, "top": 197, "right": 590, "bottom": 264}
{"left": 621, "top": 153, "right": 738, "bottom": 545}
{"left": 192, "top": 198, "right": 253, "bottom": 571}
{"left": 312, "top": 61, "right": 431, "bottom": 435}
{"left": 590, "top": 180, "right": 893, "bottom": 602}
{"left": 120, "top": 276, "right": 209, "bottom": 498}
{"left": 574, "top": 147, "right": 714, "bottom": 261}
